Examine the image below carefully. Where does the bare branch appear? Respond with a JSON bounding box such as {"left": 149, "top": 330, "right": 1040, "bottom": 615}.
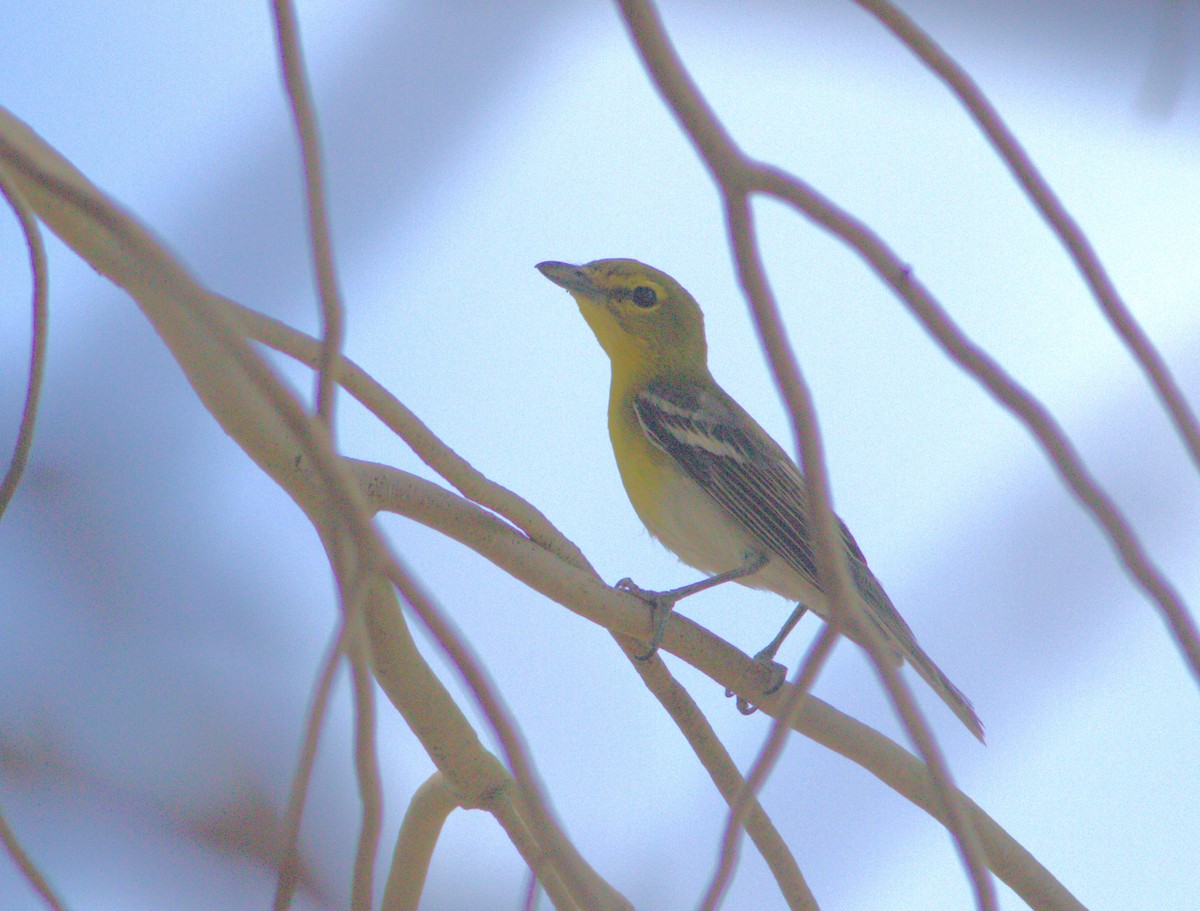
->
{"left": 0, "top": 106, "right": 622, "bottom": 911}
{"left": 0, "top": 801, "right": 68, "bottom": 911}
{"left": 222, "top": 295, "right": 592, "bottom": 574}
{"left": 270, "top": 0, "right": 345, "bottom": 427}
{"left": 754, "top": 158, "right": 1200, "bottom": 688}
{"left": 625, "top": 641, "right": 818, "bottom": 911}
{"left": 348, "top": 625, "right": 384, "bottom": 911}
{"left": 853, "top": 0, "right": 1200, "bottom": 476}
{"left": 0, "top": 164, "right": 48, "bottom": 520}
{"left": 354, "top": 458, "right": 1082, "bottom": 910}
{"left": 614, "top": 3, "right": 995, "bottom": 906}
{"left": 382, "top": 773, "right": 460, "bottom": 911}
{"left": 273, "top": 622, "right": 347, "bottom": 911}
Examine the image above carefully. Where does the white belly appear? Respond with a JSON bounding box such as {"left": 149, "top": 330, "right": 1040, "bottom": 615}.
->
{"left": 641, "top": 473, "right": 830, "bottom": 614}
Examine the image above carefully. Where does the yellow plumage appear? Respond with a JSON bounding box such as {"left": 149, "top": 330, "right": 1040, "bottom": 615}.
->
{"left": 537, "top": 257, "right": 983, "bottom": 742}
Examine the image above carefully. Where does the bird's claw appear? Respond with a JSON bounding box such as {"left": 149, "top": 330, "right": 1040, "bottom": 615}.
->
{"left": 615, "top": 577, "right": 647, "bottom": 597}
{"left": 615, "top": 579, "right": 676, "bottom": 661}
{"left": 725, "top": 652, "right": 788, "bottom": 715}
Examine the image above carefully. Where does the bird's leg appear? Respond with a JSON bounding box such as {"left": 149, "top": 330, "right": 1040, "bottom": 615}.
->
{"left": 756, "top": 602, "right": 808, "bottom": 666}
{"left": 727, "top": 602, "right": 808, "bottom": 715}
{"left": 617, "top": 551, "right": 768, "bottom": 661}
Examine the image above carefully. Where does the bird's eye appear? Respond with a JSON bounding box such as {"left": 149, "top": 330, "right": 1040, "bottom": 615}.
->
{"left": 631, "top": 286, "right": 658, "bottom": 308}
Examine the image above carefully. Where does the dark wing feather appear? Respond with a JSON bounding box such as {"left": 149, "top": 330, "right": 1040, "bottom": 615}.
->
{"left": 634, "top": 382, "right": 819, "bottom": 584}
{"left": 635, "top": 382, "right": 893, "bottom": 637}
{"left": 634, "top": 382, "right": 985, "bottom": 741}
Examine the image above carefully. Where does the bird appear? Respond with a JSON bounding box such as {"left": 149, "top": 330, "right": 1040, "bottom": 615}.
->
{"left": 536, "top": 257, "right": 983, "bottom": 742}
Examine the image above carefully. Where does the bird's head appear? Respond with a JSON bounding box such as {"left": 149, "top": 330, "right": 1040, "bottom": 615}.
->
{"left": 536, "top": 258, "right": 708, "bottom": 378}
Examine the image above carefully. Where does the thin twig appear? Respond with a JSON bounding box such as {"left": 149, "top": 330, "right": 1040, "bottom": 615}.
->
{"left": 0, "top": 165, "right": 48, "bottom": 520}
{"left": 752, "top": 160, "right": 1200, "bottom": 687}
{"left": 357, "top": 460, "right": 1084, "bottom": 910}
{"left": 223, "top": 295, "right": 592, "bottom": 574}
{"left": 625, "top": 639, "right": 817, "bottom": 911}
{"left": 854, "top": 0, "right": 1200, "bottom": 476}
{"left": 377, "top": 556, "right": 608, "bottom": 911}
{"left": 698, "top": 626, "right": 836, "bottom": 911}
{"left": 0, "top": 115, "right": 617, "bottom": 910}
{"left": 351, "top": 575, "right": 611, "bottom": 910}
{"left": 271, "top": 0, "right": 345, "bottom": 428}
{"left": 232, "top": 298, "right": 809, "bottom": 905}
{"left": 273, "top": 622, "right": 347, "bottom": 911}
{"left": 0, "top": 803, "right": 68, "bottom": 911}
{"left": 488, "top": 788, "right": 589, "bottom": 911}
{"left": 348, "top": 625, "right": 384, "bottom": 911}
{"left": 521, "top": 870, "right": 541, "bottom": 911}
{"left": 0, "top": 96, "right": 641, "bottom": 911}
{"left": 726, "top": 199, "right": 995, "bottom": 908}
{"left": 614, "top": 4, "right": 996, "bottom": 907}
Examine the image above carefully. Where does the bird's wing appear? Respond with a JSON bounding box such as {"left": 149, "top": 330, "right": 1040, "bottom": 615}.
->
{"left": 634, "top": 381, "right": 905, "bottom": 640}
{"left": 635, "top": 381, "right": 985, "bottom": 742}
{"left": 633, "top": 381, "right": 825, "bottom": 585}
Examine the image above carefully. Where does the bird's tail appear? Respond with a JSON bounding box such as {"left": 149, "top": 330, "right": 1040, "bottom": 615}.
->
{"left": 849, "top": 560, "right": 985, "bottom": 743}
{"left": 903, "top": 641, "right": 985, "bottom": 744}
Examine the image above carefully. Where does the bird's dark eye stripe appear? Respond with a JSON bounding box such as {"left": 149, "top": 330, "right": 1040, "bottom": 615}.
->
{"left": 631, "top": 286, "right": 658, "bottom": 308}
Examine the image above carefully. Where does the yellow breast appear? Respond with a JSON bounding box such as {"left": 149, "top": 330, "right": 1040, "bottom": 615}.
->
{"left": 607, "top": 387, "right": 829, "bottom": 611}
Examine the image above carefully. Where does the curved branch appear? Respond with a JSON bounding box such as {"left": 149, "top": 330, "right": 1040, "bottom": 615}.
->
{"left": 348, "top": 625, "right": 384, "bottom": 911}
{"left": 625, "top": 641, "right": 817, "bottom": 911}
{"left": 223, "top": 295, "right": 593, "bottom": 575}
{"left": 753, "top": 159, "right": 1200, "bottom": 687}
{"left": 271, "top": 0, "right": 345, "bottom": 426}
{"left": 0, "top": 803, "right": 67, "bottom": 911}
{"left": 273, "top": 622, "right": 347, "bottom": 911}
{"left": 0, "top": 164, "right": 48, "bottom": 520}
{"left": 854, "top": 0, "right": 1200, "bottom": 477}
{"left": 0, "top": 107, "right": 621, "bottom": 911}
{"left": 352, "top": 458, "right": 1083, "bottom": 911}
{"left": 615, "top": 3, "right": 994, "bottom": 906}
{"left": 382, "top": 773, "right": 460, "bottom": 911}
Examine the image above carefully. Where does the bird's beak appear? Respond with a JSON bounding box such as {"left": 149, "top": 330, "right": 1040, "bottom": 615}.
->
{"left": 536, "top": 261, "right": 598, "bottom": 299}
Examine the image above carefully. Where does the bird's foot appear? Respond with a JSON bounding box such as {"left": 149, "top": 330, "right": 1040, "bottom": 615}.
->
{"left": 615, "top": 578, "right": 678, "bottom": 661}
{"left": 726, "top": 648, "right": 789, "bottom": 715}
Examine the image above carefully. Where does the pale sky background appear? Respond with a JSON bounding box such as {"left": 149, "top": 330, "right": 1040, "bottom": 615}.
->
{"left": 1, "top": 2, "right": 1199, "bottom": 909}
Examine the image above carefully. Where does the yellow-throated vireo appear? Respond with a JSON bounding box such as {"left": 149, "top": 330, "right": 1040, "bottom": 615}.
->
{"left": 537, "top": 258, "right": 983, "bottom": 742}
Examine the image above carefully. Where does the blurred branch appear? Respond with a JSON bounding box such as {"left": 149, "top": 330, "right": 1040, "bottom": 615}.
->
{"left": 220, "top": 283, "right": 1080, "bottom": 909}
{"left": 615, "top": 3, "right": 994, "bottom": 907}
{"left": 225, "top": 296, "right": 594, "bottom": 575}
{"left": 752, "top": 157, "right": 1200, "bottom": 681}
{"left": 382, "top": 773, "right": 460, "bottom": 911}
{"left": 0, "top": 98, "right": 1071, "bottom": 902}
{"left": 0, "top": 106, "right": 622, "bottom": 911}
{"left": 352, "top": 574, "right": 623, "bottom": 911}
{"left": 229, "top": 293, "right": 814, "bottom": 907}
{"left": 0, "top": 0, "right": 1150, "bottom": 898}
{"left": 226, "top": 290, "right": 621, "bottom": 909}
{"left": 618, "top": 0, "right": 1200, "bottom": 900}
{"left": 0, "top": 801, "right": 67, "bottom": 911}
{"left": 371, "top": 547, "right": 614, "bottom": 910}
{"left": 271, "top": 0, "right": 345, "bottom": 427}
{"left": 231, "top": 298, "right": 637, "bottom": 909}
{"left": 699, "top": 626, "right": 837, "bottom": 911}
{"left": 348, "top": 623, "right": 384, "bottom": 911}
{"left": 522, "top": 871, "right": 542, "bottom": 911}
{"left": 731, "top": 195, "right": 991, "bottom": 902}
{"left": 267, "top": 42, "right": 385, "bottom": 909}
{"left": 853, "top": 0, "right": 1200, "bottom": 485}
{"left": 1136, "top": 0, "right": 1194, "bottom": 119}
{"left": 624, "top": 641, "right": 817, "bottom": 911}
{"left": 0, "top": 164, "right": 48, "bottom": 521}
{"left": 274, "top": 621, "right": 347, "bottom": 911}
{"left": 351, "top": 457, "right": 1083, "bottom": 910}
